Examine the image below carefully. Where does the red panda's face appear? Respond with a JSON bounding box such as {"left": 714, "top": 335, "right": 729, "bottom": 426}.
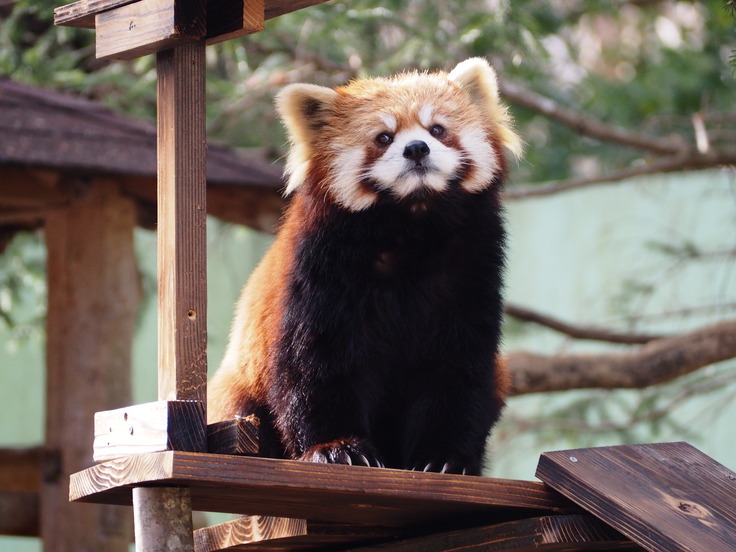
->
{"left": 277, "top": 59, "right": 521, "bottom": 212}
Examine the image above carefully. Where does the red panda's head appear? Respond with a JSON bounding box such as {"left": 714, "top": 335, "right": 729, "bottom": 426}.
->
{"left": 276, "top": 58, "right": 521, "bottom": 211}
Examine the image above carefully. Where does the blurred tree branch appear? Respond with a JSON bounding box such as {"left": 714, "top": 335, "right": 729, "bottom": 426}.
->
{"left": 504, "top": 303, "right": 663, "bottom": 344}
{"left": 507, "top": 320, "right": 736, "bottom": 395}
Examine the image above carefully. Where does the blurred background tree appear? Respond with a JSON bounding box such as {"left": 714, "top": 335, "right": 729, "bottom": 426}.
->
{"left": 1, "top": 0, "right": 735, "bottom": 470}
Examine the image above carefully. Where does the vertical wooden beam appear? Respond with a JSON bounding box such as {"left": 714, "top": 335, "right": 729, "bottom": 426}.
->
{"left": 43, "top": 178, "right": 138, "bottom": 552}
{"left": 156, "top": 41, "right": 208, "bottom": 404}
{"left": 134, "top": 40, "right": 208, "bottom": 552}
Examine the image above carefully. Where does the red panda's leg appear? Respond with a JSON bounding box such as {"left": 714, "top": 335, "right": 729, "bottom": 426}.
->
{"left": 267, "top": 369, "right": 385, "bottom": 467}
{"left": 400, "top": 357, "right": 506, "bottom": 476}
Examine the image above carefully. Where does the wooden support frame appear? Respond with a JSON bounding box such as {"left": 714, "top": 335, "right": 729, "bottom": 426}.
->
{"left": 95, "top": 0, "right": 206, "bottom": 60}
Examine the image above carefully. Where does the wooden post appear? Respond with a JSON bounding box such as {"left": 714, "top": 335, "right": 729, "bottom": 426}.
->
{"left": 43, "top": 179, "right": 139, "bottom": 552}
{"left": 133, "top": 487, "right": 194, "bottom": 552}
{"left": 156, "top": 41, "right": 208, "bottom": 405}
{"left": 130, "top": 40, "right": 208, "bottom": 552}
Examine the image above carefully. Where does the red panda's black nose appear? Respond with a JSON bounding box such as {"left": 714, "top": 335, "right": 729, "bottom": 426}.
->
{"left": 403, "top": 140, "right": 430, "bottom": 162}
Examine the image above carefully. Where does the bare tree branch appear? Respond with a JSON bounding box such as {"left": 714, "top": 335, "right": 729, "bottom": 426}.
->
{"left": 499, "top": 80, "right": 687, "bottom": 155}
{"left": 505, "top": 149, "right": 736, "bottom": 199}
{"left": 504, "top": 303, "right": 663, "bottom": 345}
{"left": 507, "top": 319, "right": 736, "bottom": 395}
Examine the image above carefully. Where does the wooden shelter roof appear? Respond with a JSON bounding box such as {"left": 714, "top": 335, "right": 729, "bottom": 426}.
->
{"left": 0, "top": 78, "right": 285, "bottom": 239}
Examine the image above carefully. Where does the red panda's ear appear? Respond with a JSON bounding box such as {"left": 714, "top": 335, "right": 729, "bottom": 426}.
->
{"left": 449, "top": 58, "right": 522, "bottom": 159}
{"left": 276, "top": 84, "right": 338, "bottom": 194}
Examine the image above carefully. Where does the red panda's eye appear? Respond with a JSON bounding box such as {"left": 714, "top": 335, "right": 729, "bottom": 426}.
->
{"left": 375, "top": 132, "right": 394, "bottom": 146}
{"left": 429, "top": 124, "right": 446, "bottom": 138}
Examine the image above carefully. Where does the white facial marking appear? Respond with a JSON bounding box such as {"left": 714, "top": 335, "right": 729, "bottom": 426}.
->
{"left": 378, "top": 113, "right": 398, "bottom": 133}
{"left": 368, "top": 124, "right": 460, "bottom": 198}
{"left": 329, "top": 146, "right": 379, "bottom": 211}
{"left": 457, "top": 126, "right": 500, "bottom": 192}
{"left": 418, "top": 105, "right": 434, "bottom": 128}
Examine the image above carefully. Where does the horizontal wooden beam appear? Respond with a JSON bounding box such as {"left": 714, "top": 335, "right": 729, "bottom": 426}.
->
{"left": 0, "top": 447, "right": 45, "bottom": 537}
{"left": 55, "top": 0, "right": 330, "bottom": 29}
{"left": 95, "top": 0, "right": 206, "bottom": 60}
{"left": 346, "top": 514, "right": 641, "bottom": 552}
{"left": 0, "top": 491, "right": 39, "bottom": 537}
{"left": 193, "top": 515, "right": 406, "bottom": 551}
{"left": 70, "top": 452, "right": 576, "bottom": 528}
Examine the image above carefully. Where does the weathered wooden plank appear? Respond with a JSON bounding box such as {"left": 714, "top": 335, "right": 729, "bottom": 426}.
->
{"left": 206, "top": 0, "right": 264, "bottom": 45}
{"left": 207, "top": 416, "right": 260, "bottom": 456}
{"left": 194, "top": 515, "right": 404, "bottom": 551}
{"left": 536, "top": 442, "right": 736, "bottom": 552}
{"left": 95, "top": 0, "right": 206, "bottom": 60}
{"left": 70, "top": 452, "right": 576, "bottom": 528}
{"left": 156, "top": 41, "right": 208, "bottom": 405}
{"left": 55, "top": 0, "right": 330, "bottom": 29}
{"left": 94, "top": 400, "right": 206, "bottom": 462}
{"left": 44, "top": 178, "right": 137, "bottom": 551}
{"left": 351, "top": 514, "right": 642, "bottom": 552}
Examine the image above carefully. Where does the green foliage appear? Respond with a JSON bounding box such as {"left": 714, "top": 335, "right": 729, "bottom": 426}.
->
{"left": 0, "top": 232, "right": 46, "bottom": 350}
{"left": 3, "top": 0, "right": 733, "bottom": 184}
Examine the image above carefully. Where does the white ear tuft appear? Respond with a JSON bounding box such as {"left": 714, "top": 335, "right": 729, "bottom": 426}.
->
{"left": 448, "top": 57, "right": 500, "bottom": 103}
{"left": 276, "top": 84, "right": 339, "bottom": 194}
{"left": 449, "top": 58, "right": 522, "bottom": 159}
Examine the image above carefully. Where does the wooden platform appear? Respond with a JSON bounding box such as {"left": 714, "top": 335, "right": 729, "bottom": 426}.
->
{"left": 68, "top": 442, "right": 736, "bottom": 551}
{"left": 70, "top": 451, "right": 574, "bottom": 527}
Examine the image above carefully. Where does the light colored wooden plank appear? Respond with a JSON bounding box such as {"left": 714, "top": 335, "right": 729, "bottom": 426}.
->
{"left": 94, "top": 401, "right": 206, "bottom": 462}
{"left": 69, "top": 452, "right": 576, "bottom": 527}
{"left": 43, "top": 178, "right": 137, "bottom": 551}
{"left": 193, "top": 515, "right": 406, "bottom": 551}
{"left": 537, "top": 442, "right": 736, "bottom": 552}
{"left": 156, "top": 42, "right": 208, "bottom": 405}
{"left": 194, "top": 516, "right": 307, "bottom": 551}
{"left": 95, "top": 0, "right": 206, "bottom": 60}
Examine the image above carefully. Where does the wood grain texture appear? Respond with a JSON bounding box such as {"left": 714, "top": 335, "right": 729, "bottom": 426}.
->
{"left": 156, "top": 42, "right": 208, "bottom": 405}
{"left": 94, "top": 400, "right": 206, "bottom": 461}
{"left": 95, "top": 0, "right": 206, "bottom": 60}
{"left": 536, "top": 442, "right": 736, "bottom": 552}
{"left": 347, "top": 515, "right": 642, "bottom": 552}
{"left": 70, "top": 452, "right": 575, "bottom": 527}
{"left": 55, "top": 0, "right": 330, "bottom": 28}
{"left": 194, "top": 516, "right": 405, "bottom": 551}
{"left": 207, "top": 416, "right": 260, "bottom": 456}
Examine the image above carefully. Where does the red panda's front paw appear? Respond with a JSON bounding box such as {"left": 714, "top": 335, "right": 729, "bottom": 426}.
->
{"left": 299, "top": 438, "right": 384, "bottom": 468}
{"left": 411, "top": 457, "right": 477, "bottom": 476}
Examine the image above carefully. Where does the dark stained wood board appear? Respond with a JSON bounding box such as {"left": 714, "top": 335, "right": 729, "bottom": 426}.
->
{"left": 347, "top": 514, "right": 645, "bottom": 552}
{"left": 536, "top": 442, "right": 736, "bottom": 552}
{"left": 193, "top": 514, "right": 642, "bottom": 552}
{"left": 55, "top": 0, "right": 331, "bottom": 29}
{"left": 70, "top": 451, "right": 577, "bottom": 528}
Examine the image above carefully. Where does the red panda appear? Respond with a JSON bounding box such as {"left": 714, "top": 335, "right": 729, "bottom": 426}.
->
{"left": 208, "top": 58, "right": 521, "bottom": 475}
